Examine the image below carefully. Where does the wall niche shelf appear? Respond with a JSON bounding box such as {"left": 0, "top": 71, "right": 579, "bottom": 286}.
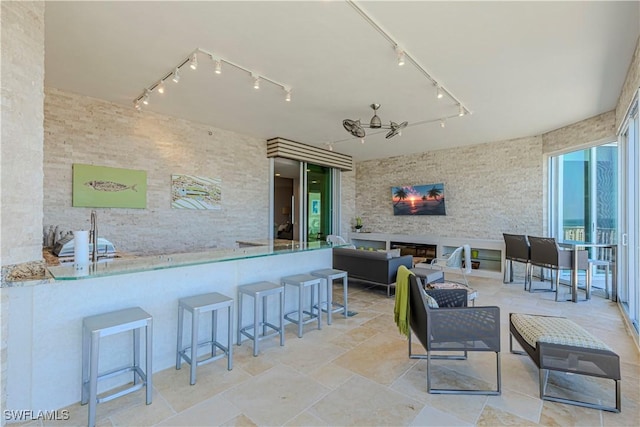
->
{"left": 348, "top": 233, "right": 504, "bottom": 279}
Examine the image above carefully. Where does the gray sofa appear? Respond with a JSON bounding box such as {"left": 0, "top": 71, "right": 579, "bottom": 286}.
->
{"left": 332, "top": 247, "right": 413, "bottom": 296}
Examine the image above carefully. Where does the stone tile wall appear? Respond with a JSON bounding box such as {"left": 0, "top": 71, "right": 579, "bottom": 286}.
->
{"left": 616, "top": 36, "right": 639, "bottom": 129}
{"left": 1, "top": 2, "right": 45, "bottom": 424}
{"left": 541, "top": 111, "right": 616, "bottom": 154}
{"left": 1, "top": 1, "right": 45, "bottom": 265}
{"left": 355, "top": 135, "right": 544, "bottom": 240}
{"left": 43, "top": 88, "right": 269, "bottom": 254}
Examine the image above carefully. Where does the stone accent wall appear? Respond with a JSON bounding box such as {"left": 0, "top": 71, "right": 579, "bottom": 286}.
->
{"left": 616, "top": 36, "right": 640, "bottom": 129}
{"left": 340, "top": 169, "right": 356, "bottom": 238}
{"left": 355, "top": 135, "right": 544, "bottom": 240}
{"left": 43, "top": 88, "right": 269, "bottom": 254}
{"left": 1, "top": 1, "right": 45, "bottom": 265}
{"left": 541, "top": 111, "right": 616, "bottom": 154}
{"left": 1, "top": 2, "right": 45, "bottom": 423}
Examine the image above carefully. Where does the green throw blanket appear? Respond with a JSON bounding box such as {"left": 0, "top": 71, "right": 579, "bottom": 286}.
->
{"left": 394, "top": 265, "right": 414, "bottom": 338}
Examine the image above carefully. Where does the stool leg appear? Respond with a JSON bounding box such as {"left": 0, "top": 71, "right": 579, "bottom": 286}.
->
{"left": 605, "top": 264, "right": 610, "bottom": 299}
{"left": 237, "top": 292, "right": 243, "bottom": 346}
{"left": 262, "top": 292, "right": 268, "bottom": 337}
{"left": 586, "top": 266, "right": 592, "bottom": 300}
{"left": 343, "top": 275, "right": 348, "bottom": 318}
{"left": 316, "top": 283, "right": 322, "bottom": 330}
{"left": 212, "top": 309, "right": 217, "bottom": 358}
{"left": 145, "top": 319, "right": 153, "bottom": 405}
{"left": 88, "top": 331, "right": 100, "bottom": 427}
{"left": 327, "top": 278, "right": 333, "bottom": 325}
{"left": 133, "top": 327, "right": 140, "bottom": 385}
{"left": 298, "top": 285, "right": 304, "bottom": 338}
{"left": 81, "top": 325, "right": 90, "bottom": 405}
{"left": 176, "top": 304, "right": 184, "bottom": 370}
{"left": 190, "top": 309, "right": 198, "bottom": 385}
{"left": 227, "top": 304, "right": 233, "bottom": 370}
{"left": 253, "top": 294, "right": 259, "bottom": 356}
{"left": 279, "top": 290, "right": 285, "bottom": 346}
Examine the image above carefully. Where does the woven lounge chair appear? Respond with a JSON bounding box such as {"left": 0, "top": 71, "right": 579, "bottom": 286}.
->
{"left": 408, "top": 275, "right": 501, "bottom": 395}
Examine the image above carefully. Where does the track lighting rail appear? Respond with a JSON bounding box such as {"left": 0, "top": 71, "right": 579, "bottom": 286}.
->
{"left": 346, "top": 0, "right": 470, "bottom": 116}
{"left": 133, "top": 47, "right": 292, "bottom": 109}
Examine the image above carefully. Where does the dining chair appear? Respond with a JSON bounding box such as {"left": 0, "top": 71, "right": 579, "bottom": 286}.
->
{"left": 502, "top": 233, "right": 531, "bottom": 289}
{"left": 527, "top": 236, "right": 591, "bottom": 301}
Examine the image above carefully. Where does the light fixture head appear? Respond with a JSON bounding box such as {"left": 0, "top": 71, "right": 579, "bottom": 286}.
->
{"left": 214, "top": 59, "right": 222, "bottom": 74}
{"left": 133, "top": 99, "right": 141, "bottom": 111}
{"left": 253, "top": 74, "right": 260, "bottom": 89}
{"left": 189, "top": 53, "right": 198, "bottom": 70}
{"left": 142, "top": 89, "right": 150, "bottom": 105}
{"left": 172, "top": 68, "right": 180, "bottom": 83}
{"left": 285, "top": 88, "right": 292, "bottom": 102}
{"left": 328, "top": 143, "right": 333, "bottom": 151}
{"left": 440, "top": 119, "right": 446, "bottom": 128}
{"left": 436, "top": 85, "right": 443, "bottom": 99}
{"left": 395, "top": 47, "right": 405, "bottom": 66}
{"left": 157, "top": 80, "right": 165, "bottom": 94}
{"left": 458, "top": 104, "right": 465, "bottom": 116}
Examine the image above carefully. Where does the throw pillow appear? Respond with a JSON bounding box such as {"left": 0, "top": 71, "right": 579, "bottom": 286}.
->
{"left": 424, "top": 293, "right": 439, "bottom": 309}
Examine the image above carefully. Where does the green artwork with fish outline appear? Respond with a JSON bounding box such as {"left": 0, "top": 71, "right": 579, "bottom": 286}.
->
{"left": 72, "top": 164, "right": 147, "bottom": 208}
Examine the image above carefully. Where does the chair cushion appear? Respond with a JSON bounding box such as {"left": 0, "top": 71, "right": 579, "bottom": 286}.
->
{"left": 510, "top": 313, "right": 611, "bottom": 351}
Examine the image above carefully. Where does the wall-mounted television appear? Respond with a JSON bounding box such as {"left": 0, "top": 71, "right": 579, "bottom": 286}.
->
{"left": 391, "top": 183, "right": 446, "bottom": 216}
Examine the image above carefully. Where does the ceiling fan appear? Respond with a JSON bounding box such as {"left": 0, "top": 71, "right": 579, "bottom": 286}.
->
{"left": 342, "top": 104, "right": 408, "bottom": 140}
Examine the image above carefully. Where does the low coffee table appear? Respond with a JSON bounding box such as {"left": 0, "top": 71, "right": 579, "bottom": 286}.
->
{"left": 410, "top": 266, "right": 445, "bottom": 285}
{"left": 426, "top": 281, "right": 478, "bottom": 306}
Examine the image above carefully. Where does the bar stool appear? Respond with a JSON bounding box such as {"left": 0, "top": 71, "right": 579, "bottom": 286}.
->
{"left": 82, "top": 307, "right": 153, "bottom": 427}
{"left": 237, "top": 281, "right": 285, "bottom": 356}
{"left": 282, "top": 274, "right": 322, "bottom": 338}
{"left": 310, "top": 268, "right": 348, "bottom": 325}
{"left": 176, "top": 292, "right": 233, "bottom": 385}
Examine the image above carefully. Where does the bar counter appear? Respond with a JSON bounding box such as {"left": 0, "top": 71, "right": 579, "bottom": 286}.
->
{"left": 4, "top": 240, "right": 333, "bottom": 413}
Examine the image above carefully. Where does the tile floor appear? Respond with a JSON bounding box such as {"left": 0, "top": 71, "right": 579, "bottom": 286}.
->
{"left": 22, "top": 274, "right": 640, "bottom": 426}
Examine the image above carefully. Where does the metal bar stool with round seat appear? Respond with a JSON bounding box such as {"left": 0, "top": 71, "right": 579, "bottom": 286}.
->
{"left": 281, "top": 273, "right": 322, "bottom": 338}
{"left": 237, "top": 281, "right": 285, "bottom": 356}
{"left": 176, "top": 292, "right": 233, "bottom": 385}
{"left": 310, "top": 268, "right": 348, "bottom": 325}
{"left": 82, "top": 307, "right": 153, "bottom": 427}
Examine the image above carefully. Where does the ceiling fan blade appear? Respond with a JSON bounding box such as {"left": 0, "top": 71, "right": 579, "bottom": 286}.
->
{"left": 385, "top": 121, "right": 408, "bottom": 139}
{"left": 343, "top": 119, "right": 366, "bottom": 138}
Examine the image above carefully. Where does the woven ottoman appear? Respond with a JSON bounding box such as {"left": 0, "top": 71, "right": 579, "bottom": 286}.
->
{"left": 509, "top": 313, "right": 620, "bottom": 412}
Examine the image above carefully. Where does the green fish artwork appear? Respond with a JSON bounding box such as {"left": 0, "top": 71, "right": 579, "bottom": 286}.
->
{"left": 73, "top": 164, "right": 147, "bottom": 208}
{"left": 85, "top": 180, "right": 138, "bottom": 192}
{"left": 171, "top": 174, "right": 221, "bottom": 209}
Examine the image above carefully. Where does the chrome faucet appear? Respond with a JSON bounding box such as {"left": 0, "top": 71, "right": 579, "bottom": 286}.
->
{"left": 90, "top": 210, "right": 98, "bottom": 262}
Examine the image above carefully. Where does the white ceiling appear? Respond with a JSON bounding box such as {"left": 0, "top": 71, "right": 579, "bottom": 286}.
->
{"left": 44, "top": 1, "right": 639, "bottom": 161}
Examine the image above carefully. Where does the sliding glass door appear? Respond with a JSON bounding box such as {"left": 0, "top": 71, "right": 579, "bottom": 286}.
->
{"left": 271, "top": 158, "right": 336, "bottom": 243}
{"left": 548, "top": 142, "right": 618, "bottom": 288}
{"left": 618, "top": 93, "right": 639, "bottom": 334}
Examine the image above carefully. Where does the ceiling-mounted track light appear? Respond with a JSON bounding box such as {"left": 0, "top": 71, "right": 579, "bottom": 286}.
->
{"left": 189, "top": 53, "right": 198, "bottom": 70}
{"left": 253, "top": 75, "right": 260, "bottom": 89}
{"left": 214, "top": 59, "right": 222, "bottom": 74}
{"left": 285, "top": 88, "right": 292, "bottom": 102}
{"left": 133, "top": 99, "right": 141, "bottom": 111}
{"left": 157, "top": 80, "right": 165, "bottom": 94}
{"left": 142, "top": 89, "right": 150, "bottom": 105}
{"left": 343, "top": 104, "right": 408, "bottom": 141}
{"left": 172, "top": 68, "right": 180, "bottom": 83}
{"left": 458, "top": 104, "right": 465, "bottom": 116}
{"left": 436, "top": 85, "right": 443, "bottom": 99}
{"left": 395, "top": 47, "right": 406, "bottom": 66}
{"left": 440, "top": 119, "right": 446, "bottom": 128}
